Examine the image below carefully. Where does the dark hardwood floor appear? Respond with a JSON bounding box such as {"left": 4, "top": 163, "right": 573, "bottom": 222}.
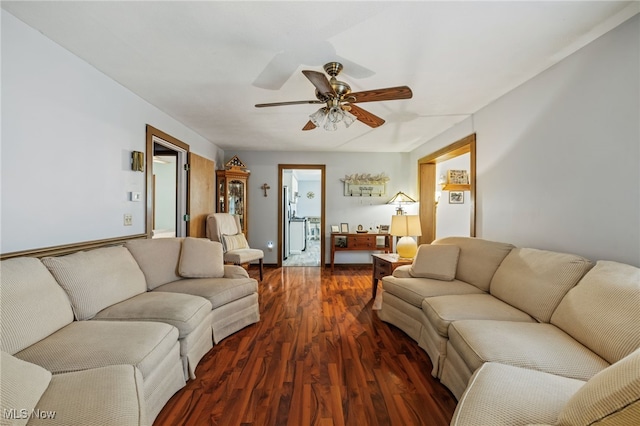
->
{"left": 154, "top": 266, "right": 457, "bottom": 426}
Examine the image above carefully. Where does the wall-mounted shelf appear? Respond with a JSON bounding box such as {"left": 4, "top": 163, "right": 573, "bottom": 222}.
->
{"left": 442, "top": 184, "right": 471, "bottom": 191}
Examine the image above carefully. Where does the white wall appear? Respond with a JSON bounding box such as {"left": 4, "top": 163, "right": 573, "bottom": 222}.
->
{"left": 435, "top": 154, "right": 471, "bottom": 239}
{"left": 231, "top": 151, "right": 415, "bottom": 264}
{"left": 411, "top": 14, "right": 640, "bottom": 266}
{"left": 1, "top": 11, "right": 224, "bottom": 253}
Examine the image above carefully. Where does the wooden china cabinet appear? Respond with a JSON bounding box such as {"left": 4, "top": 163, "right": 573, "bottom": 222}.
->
{"left": 216, "top": 156, "right": 250, "bottom": 238}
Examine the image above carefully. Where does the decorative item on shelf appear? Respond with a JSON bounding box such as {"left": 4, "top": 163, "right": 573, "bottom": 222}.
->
{"left": 387, "top": 191, "right": 417, "bottom": 215}
{"left": 441, "top": 169, "right": 470, "bottom": 191}
{"left": 378, "top": 224, "right": 390, "bottom": 234}
{"left": 356, "top": 224, "right": 368, "bottom": 233}
{"left": 224, "top": 155, "right": 248, "bottom": 171}
{"left": 340, "top": 223, "right": 349, "bottom": 233}
{"left": 390, "top": 215, "right": 422, "bottom": 259}
{"left": 341, "top": 173, "right": 389, "bottom": 197}
{"left": 131, "top": 151, "right": 144, "bottom": 172}
{"left": 330, "top": 225, "right": 339, "bottom": 233}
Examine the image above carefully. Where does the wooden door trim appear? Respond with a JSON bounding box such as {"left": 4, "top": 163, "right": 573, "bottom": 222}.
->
{"left": 418, "top": 133, "right": 476, "bottom": 243}
{"left": 145, "top": 125, "right": 190, "bottom": 238}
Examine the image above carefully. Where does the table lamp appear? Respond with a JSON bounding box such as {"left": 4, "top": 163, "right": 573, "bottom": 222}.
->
{"left": 390, "top": 215, "right": 422, "bottom": 258}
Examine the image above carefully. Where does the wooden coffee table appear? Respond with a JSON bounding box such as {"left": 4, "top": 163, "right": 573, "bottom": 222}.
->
{"left": 371, "top": 253, "right": 413, "bottom": 299}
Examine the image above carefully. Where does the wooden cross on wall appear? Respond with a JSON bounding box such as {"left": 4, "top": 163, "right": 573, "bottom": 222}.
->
{"left": 261, "top": 183, "right": 270, "bottom": 197}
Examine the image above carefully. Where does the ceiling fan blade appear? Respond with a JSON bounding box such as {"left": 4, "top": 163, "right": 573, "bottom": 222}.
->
{"left": 302, "top": 70, "right": 336, "bottom": 97}
{"left": 349, "top": 86, "right": 413, "bottom": 103}
{"left": 302, "top": 121, "right": 317, "bottom": 131}
{"left": 255, "top": 100, "right": 324, "bottom": 108}
{"left": 348, "top": 104, "right": 385, "bottom": 128}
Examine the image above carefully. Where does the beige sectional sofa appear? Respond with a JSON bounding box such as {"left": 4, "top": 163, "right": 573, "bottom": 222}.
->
{"left": 378, "top": 236, "right": 640, "bottom": 425}
{"left": 0, "top": 237, "right": 260, "bottom": 425}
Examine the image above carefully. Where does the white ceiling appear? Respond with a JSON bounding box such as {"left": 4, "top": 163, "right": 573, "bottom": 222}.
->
{"left": 3, "top": 1, "right": 637, "bottom": 153}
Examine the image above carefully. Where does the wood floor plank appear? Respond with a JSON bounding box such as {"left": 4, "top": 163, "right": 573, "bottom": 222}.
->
{"left": 154, "top": 266, "right": 457, "bottom": 425}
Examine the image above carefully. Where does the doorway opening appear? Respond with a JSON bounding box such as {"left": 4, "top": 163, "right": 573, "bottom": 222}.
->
{"left": 145, "top": 125, "right": 189, "bottom": 238}
{"left": 418, "top": 133, "right": 476, "bottom": 244}
{"left": 278, "top": 165, "right": 326, "bottom": 267}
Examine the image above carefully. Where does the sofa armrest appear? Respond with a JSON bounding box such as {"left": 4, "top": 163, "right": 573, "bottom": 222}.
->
{"left": 224, "top": 265, "right": 250, "bottom": 279}
{"left": 392, "top": 265, "right": 413, "bottom": 278}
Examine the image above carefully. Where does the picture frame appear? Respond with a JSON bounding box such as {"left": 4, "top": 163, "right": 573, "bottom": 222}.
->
{"left": 334, "top": 236, "right": 347, "bottom": 247}
{"left": 378, "top": 224, "right": 390, "bottom": 234}
{"left": 449, "top": 191, "right": 464, "bottom": 204}
{"left": 340, "top": 223, "right": 349, "bottom": 233}
{"left": 330, "top": 225, "right": 339, "bottom": 233}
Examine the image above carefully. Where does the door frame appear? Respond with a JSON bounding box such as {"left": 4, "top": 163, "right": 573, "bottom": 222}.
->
{"left": 277, "top": 164, "right": 326, "bottom": 267}
{"left": 418, "top": 133, "right": 476, "bottom": 244}
{"left": 145, "top": 125, "right": 189, "bottom": 238}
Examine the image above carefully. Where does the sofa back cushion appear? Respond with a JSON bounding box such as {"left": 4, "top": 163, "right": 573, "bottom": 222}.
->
{"left": 409, "top": 244, "right": 460, "bottom": 281}
{"left": 125, "top": 238, "right": 183, "bottom": 290}
{"left": 490, "top": 248, "right": 593, "bottom": 323}
{"left": 0, "top": 351, "right": 52, "bottom": 426}
{"left": 551, "top": 261, "right": 640, "bottom": 364}
{"left": 42, "top": 246, "right": 147, "bottom": 320}
{"left": 556, "top": 348, "right": 640, "bottom": 426}
{"left": 179, "top": 238, "right": 225, "bottom": 278}
{"left": 433, "top": 237, "right": 514, "bottom": 292}
{"left": 0, "top": 257, "right": 74, "bottom": 354}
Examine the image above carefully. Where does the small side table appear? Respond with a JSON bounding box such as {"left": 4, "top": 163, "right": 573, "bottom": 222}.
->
{"left": 371, "top": 253, "right": 413, "bottom": 299}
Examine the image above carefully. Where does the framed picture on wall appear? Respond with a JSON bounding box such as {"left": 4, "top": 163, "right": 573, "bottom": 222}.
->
{"left": 449, "top": 191, "right": 464, "bottom": 204}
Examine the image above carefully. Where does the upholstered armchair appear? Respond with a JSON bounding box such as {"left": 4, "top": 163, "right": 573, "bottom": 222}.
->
{"left": 206, "top": 213, "right": 264, "bottom": 280}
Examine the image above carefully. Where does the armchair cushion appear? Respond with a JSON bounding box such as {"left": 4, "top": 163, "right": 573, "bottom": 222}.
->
{"left": 178, "top": 237, "right": 225, "bottom": 278}
{"left": 222, "top": 233, "right": 249, "bottom": 251}
{"left": 409, "top": 244, "right": 460, "bottom": 281}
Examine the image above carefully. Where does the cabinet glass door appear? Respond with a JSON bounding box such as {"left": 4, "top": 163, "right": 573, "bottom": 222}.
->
{"left": 228, "top": 179, "right": 245, "bottom": 229}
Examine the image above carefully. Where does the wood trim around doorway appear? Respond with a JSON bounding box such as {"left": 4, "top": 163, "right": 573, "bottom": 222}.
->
{"left": 418, "top": 133, "right": 476, "bottom": 244}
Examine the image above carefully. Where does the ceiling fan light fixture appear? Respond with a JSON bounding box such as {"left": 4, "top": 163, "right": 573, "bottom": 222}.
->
{"left": 309, "top": 107, "right": 326, "bottom": 127}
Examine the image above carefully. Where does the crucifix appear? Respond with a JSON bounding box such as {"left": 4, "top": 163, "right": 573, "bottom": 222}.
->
{"left": 261, "top": 183, "right": 271, "bottom": 197}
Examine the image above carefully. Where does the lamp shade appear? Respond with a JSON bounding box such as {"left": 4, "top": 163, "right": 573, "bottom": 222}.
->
{"left": 390, "top": 215, "right": 422, "bottom": 237}
{"left": 390, "top": 215, "right": 422, "bottom": 258}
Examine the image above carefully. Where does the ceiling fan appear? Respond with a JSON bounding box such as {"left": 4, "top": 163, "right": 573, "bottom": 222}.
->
{"left": 255, "top": 62, "right": 412, "bottom": 131}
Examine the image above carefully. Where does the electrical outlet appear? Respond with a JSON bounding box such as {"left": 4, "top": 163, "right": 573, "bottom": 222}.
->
{"left": 124, "top": 214, "right": 133, "bottom": 226}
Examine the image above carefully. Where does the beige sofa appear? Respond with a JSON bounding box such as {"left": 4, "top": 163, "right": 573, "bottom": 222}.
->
{"left": 378, "top": 236, "right": 640, "bottom": 425}
{"left": 0, "top": 237, "right": 260, "bottom": 425}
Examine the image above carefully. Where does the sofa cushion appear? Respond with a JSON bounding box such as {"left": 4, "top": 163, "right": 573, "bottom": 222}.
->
{"left": 409, "top": 244, "right": 460, "bottom": 281}
{"left": 0, "top": 351, "right": 52, "bottom": 426}
{"left": 93, "top": 292, "right": 212, "bottom": 338}
{"left": 125, "top": 238, "right": 183, "bottom": 290}
{"left": 489, "top": 248, "right": 593, "bottom": 323}
{"left": 15, "top": 320, "right": 178, "bottom": 380}
{"left": 551, "top": 260, "right": 640, "bottom": 364}
{"left": 154, "top": 277, "right": 258, "bottom": 310}
{"left": 30, "top": 365, "right": 147, "bottom": 426}
{"left": 222, "top": 233, "right": 249, "bottom": 251}
{"left": 448, "top": 320, "right": 610, "bottom": 381}
{"left": 0, "top": 257, "right": 74, "bottom": 354}
{"left": 382, "top": 275, "right": 485, "bottom": 308}
{"left": 179, "top": 237, "right": 225, "bottom": 278}
{"left": 422, "top": 294, "right": 535, "bottom": 338}
{"left": 451, "top": 362, "right": 585, "bottom": 426}
{"left": 42, "top": 247, "right": 147, "bottom": 321}
{"left": 433, "top": 237, "right": 514, "bottom": 292}
{"left": 556, "top": 348, "right": 640, "bottom": 426}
